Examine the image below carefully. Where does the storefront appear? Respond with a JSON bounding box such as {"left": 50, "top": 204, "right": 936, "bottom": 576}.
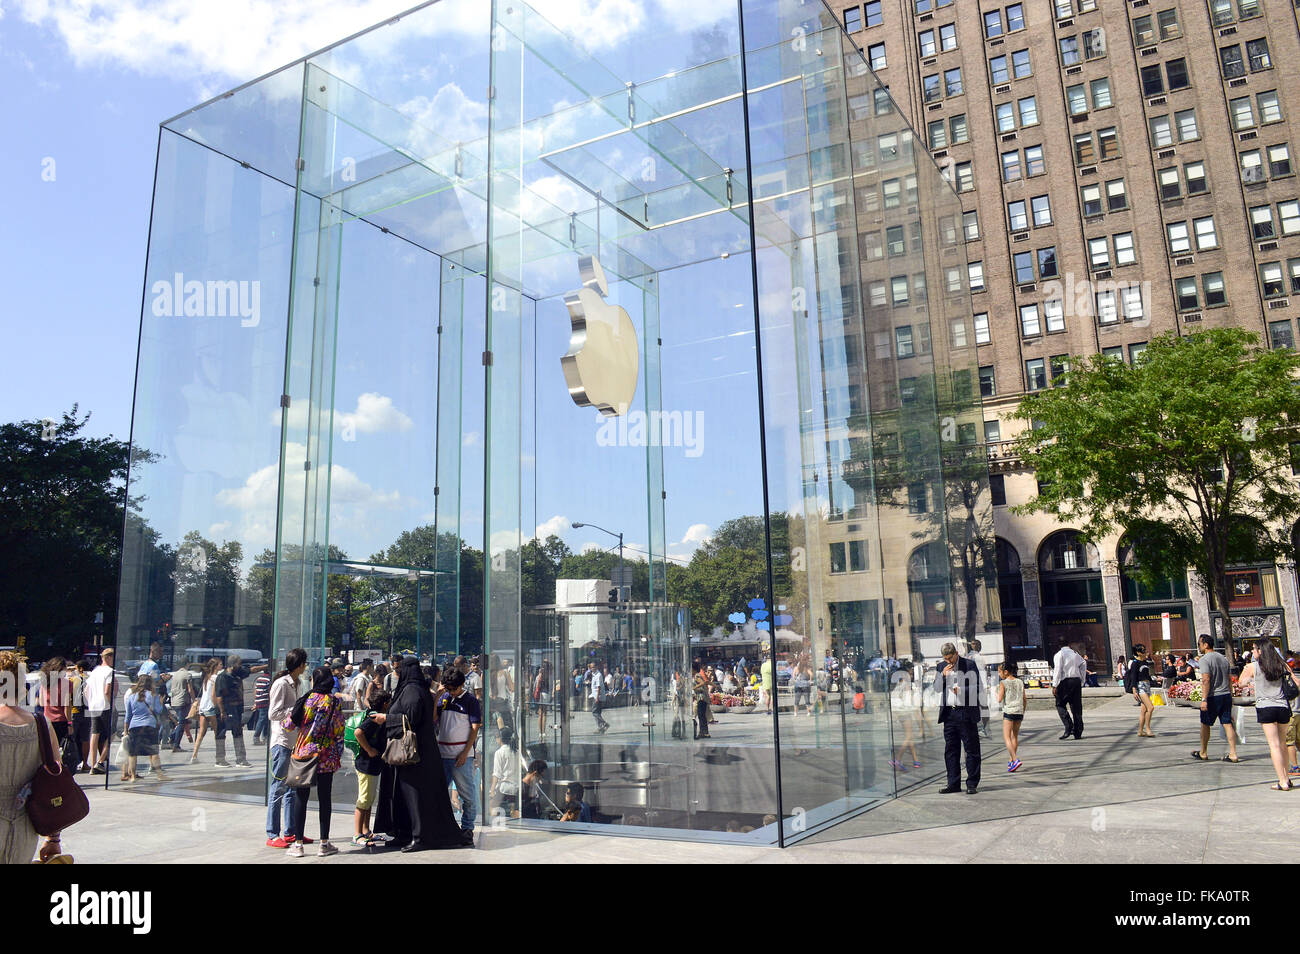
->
{"left": 1038, "top": 531, "right": 1110, "bottom": 672}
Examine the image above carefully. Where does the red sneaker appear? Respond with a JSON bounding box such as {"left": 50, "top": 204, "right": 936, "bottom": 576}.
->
{"left": 298, "top": 836, "right": 314, "bottom": 844}
{"left": 266, "top": 837, "right": 292, "bottom": 849}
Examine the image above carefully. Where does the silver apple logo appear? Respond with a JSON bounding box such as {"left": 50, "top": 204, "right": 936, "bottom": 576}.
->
{"left": 561, "top": 255, "right": 639, "bottom": 417}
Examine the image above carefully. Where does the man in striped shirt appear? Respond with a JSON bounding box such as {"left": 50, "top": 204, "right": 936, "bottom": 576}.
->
{"left": 252, "top": 669, "right": 272, "bottom": 744}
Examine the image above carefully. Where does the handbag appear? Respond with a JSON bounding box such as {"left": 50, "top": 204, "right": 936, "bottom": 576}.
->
{"left": 383, "top": 715, "right": 420, "bottom": 766}
{"left": 1281, "top": 669, "right": 1299, "bottom": 702}
{"left": 27, "top": 715, "right": 90, "bottom": 837}
{"left": 285, "top": 751, "right": 319, "bottom": 789}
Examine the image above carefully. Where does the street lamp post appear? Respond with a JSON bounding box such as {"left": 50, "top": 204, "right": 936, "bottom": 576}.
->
{"left": 571, "top": 521, "right": 624, "bottom": 604}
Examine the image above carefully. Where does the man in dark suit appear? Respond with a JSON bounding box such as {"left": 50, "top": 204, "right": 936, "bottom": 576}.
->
{"left": 935, "top": 642, "right": 982, "bottom": 794}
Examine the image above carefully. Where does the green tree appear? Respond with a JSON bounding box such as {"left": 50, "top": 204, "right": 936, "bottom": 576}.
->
{"left": 0, "top": 409, "right": 135, "bottom": 656}
{"left": 1010, "top": 329, "right": 1300, "bottom": 660}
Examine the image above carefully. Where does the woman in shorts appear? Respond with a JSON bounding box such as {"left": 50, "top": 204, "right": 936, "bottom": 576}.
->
{"left": 996, "top": 660, "right": 1025, "bottom": 772}
{"left": 1127, "top": 644, "right": 1155, "bottom": 738}
{"left": 190, "top": 658, "right": 221, "bottom": 762}
{"left": 1237, "top": 638, "right": 1296, "bottom": 790}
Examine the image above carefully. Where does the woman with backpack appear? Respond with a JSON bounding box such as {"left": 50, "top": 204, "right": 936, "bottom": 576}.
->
{"left": 1125, "top": 645, "right": 1155, "bottom": 738}
{"left": 1236, "top": 638, "right": 1298, "bottom": 790}
{"left": 282, "top": 666, "right": 345, "bottom": 857}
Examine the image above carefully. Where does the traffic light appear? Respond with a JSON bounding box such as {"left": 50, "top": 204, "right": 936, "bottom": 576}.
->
{"left": 608, "top": 587, "right": 618, "bottom": 608}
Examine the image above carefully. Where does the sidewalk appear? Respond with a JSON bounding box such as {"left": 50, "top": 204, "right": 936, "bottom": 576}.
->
{"left": 61, "top": 696, "right": 1295, "bottom": 864}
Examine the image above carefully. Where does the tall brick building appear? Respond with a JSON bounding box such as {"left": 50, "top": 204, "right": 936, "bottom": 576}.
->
{"left": 833, "top": 0, "right": 1300, "bottom": 670}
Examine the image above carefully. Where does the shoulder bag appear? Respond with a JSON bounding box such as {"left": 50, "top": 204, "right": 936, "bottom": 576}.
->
{"left": 285, "top": 696, "right": 331, "bottom": 788}
{"left": 383, "top": 714, "right": 420, "bottom": 766}
{"left": 28, "top": 715, "right": 91, "bottom": 836}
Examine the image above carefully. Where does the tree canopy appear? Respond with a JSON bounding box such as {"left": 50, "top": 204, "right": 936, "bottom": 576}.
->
{"left": 1010, "top": 329, "right": 1300, "bottom": 655}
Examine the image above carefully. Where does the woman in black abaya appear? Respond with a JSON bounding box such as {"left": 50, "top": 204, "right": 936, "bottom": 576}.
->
{"left": 374, "top": 659, "right": 470, "bottom": 851}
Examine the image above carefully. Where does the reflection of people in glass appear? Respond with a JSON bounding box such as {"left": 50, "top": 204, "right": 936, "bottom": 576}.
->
{"left": 693, "top": 663, "right": 710, "bottom": 739}
{"left": 533, "top": 660, "right": 552, "bottom": 738}
{"left": 890, "top": 666, "right": 920, "bottom": 772}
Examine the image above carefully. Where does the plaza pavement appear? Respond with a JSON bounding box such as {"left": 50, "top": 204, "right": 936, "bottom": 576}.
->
{"left": 60, "top": 695, "right": 1297, "bottom": 864}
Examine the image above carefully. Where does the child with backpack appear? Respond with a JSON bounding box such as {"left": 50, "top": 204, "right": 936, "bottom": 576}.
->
{"left": 347, "top": 689, "right": 392, "bottom": 847}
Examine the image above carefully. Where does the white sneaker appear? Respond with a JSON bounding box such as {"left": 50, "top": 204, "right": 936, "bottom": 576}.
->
{"left": 318, "top": 841, "right": 338, "bottom": 857}
{"left": 286, "top": 843, "right": 305, "bottom": 858}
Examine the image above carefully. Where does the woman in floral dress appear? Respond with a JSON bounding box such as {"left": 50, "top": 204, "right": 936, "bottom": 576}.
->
{"left": 283, "top": 667, "right": 345, "bottom": 858}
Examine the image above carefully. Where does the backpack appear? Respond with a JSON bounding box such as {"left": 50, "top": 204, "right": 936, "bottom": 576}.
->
{"left": 1122, "top": 659, "right": 1137, "bottom": 693}
{"left": 344, "top": 709, "right": 368, "bottom": 756}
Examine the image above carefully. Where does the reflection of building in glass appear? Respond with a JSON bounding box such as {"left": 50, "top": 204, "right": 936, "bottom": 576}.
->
{"left": 115, "top": 0, "right": 990, "bottom": 846}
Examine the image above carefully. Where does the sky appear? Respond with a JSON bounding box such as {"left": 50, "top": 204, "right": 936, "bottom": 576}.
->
{"left": 0, "top": 0, "right": 870, "bottom": 578}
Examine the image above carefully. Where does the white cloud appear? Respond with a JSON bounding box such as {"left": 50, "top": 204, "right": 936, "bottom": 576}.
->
{"left": 9, "top": 0, "right": 733, "bottom": 82}
{"left": 535, "top": 514, "right": 571, "bottom": 540}
{"left": 680, "top": 522, "right": 710, "bottom": 545}
{"left": 337, "top": 392, "right": 414, "bottom": 436}
{"left": 215, "top": 441, "right": 401, "bottom": 511}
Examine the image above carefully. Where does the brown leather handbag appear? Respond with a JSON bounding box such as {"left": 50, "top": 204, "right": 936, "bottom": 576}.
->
{"left": 27, "top": 715, "right": 90, "bottom": 836}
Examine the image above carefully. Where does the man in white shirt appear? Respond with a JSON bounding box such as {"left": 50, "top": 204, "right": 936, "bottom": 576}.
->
{"left": 85, "top": 647, "right": 116, "bottom": 774}
{"left": 1052, "top": 641, "right": 1088, "bottom": 740}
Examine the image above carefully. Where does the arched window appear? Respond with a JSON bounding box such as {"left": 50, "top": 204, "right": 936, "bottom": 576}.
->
{"left": 1038, "top": 530, "right": 1102, "bottom": 606}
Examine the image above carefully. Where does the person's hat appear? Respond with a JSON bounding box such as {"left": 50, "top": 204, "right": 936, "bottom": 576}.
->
{"left": 330, "top": 657, "right": 346, "bottom": 670}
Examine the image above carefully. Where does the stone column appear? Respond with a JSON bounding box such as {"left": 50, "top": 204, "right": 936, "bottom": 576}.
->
{"left": 1101, "top": 559, "right": 1126, "bottom": 669}
{"left": 1188, "top": 572, "right": 1213, "bottom": 639}
{"left": 1021, "top": 564, "right": 1042, "bottom": 657}
{"left": 1275, "top": 561, "right": 1299, "bottom": 646}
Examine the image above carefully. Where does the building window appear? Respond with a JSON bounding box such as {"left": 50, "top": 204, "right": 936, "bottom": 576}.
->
{"left": 1031, "top": 194, "right": 1052, "bottom": 226}
{"left": 955, "top": 162, "right": 974, "bottom": 192}
{"left": 1121, "top": 283, "right": 1144, "bottom": 320}
{"left": 1134, "top": 18, "right": 1156, "bottom": 48}
{"left": 1158, "top": 167, "right": 1181, "bottom": 201}
{"left": 962, "top": 210, "right": 980, "bottom": 240}
{"left": 1220, "top": 45, "right": 1245, "bottom": 79}
{"left": 1050, "top": 354, "right": 1069, "bottom": 384}
{"left": 1096, "top": 288, "right": 1118, "bottom": 324}
{"left": 1107, "top": 178, "right": 1127, "bottom": 211}
{"left": 1006, "top": 4, "right": 1025, "bottom": 31}
{"left": 1098, "top": 127, "right": 1118, "bottom": 160}
{"left": 940, "top": 23, "right": 957, "bottom": 51}
{"left": 1270, "top": 319, "right": 1295, "bottom": 350}
{"left": 1026, "top": 358, "right": 1048, "bottom": 391}
{"left": 1067, "top": 84, "right": 1087, "bottom": 116}
{"left": 1113, "top": 232, "right": 1135, "bottom": 266}
{"left": 919, "top": 28, "right": 937, "bottom": 57}
{"left": 996, "top": 102, "right": 1015, "bottom": 132}
{"left": 1247, "top": 38, "right": 1271, "bottom": 72}
{"left": 1074, "top": 132, "right": 1095, "bottom": 165}
{"left": 1230, "top": 96, "right": 1256, "bottom": 130}
{"left": 1185, "top": 161, "right": 1207, "bottom": 194}
{"left": 1091, "top": 78, "right": 1112, "bottom": 109}
{"left": 1018, "top": 95, "right": 1038, "bottom": 126}
{"left": 1175, "top": 109, "right": 1198, "bottom": 142}
{"left": 886, "top": 225, "right": 905, "bottom": 255}
{"left": 974, "top": 313, "right": 991, "bottom": 344}
{"left": 1167, "top": 221, "right": 1190, "bottom": 255}
{"left": 891, "top": 275, "right": 909, "bottom": 305}
{"left": 1001, "top": 149, "right": 1020, "bottom": 181}
{"left": 1279, "top": 200, "right": 1300, "bottom": 237}
{"left": 951, "top": 319, "right": 968, "bottom": 349}
{"left": 849, "top": 540, "right": 868, "bottom": 572}
{"left": 1025, "top": 144, "right": 1045, "bottom": 176}
{"left": 1129, "top": 342, "right": 1148, "bottom": 364}
{"left": 869, "top": 43, "right": 887, "bottom": 69}
{"left": 908, "top": 483, "right": 928, "bottom": 514}
{"left": 944, "top": 67, "right": 963, "bottom": 96}
{"left": 989, "top": 54, "right": 1010, "bottom": 85}
{"left": 1150, "top": 115, "right": 1173, "bottom": 149}
{"left": 1166, "top": 57, "right": 1189, "bottom": 89}
{"left": 979, "top": 365, "right": 995, "bottom": 396}
{"left": 1261, "top": 262, "right": 1285, "bottom": 298}
{"left": 1011, "top": 49, "right": 1031, "bottom": 78}
{"left": 1081, "top": 183, "right": 1102, "bottom": 217}
{"left": 1038, "top": 246, "right": 1058, "bottom": 278}
{"left": 1250, "top": 205, "right": 1275, "bottom": 240}
{"left": 984, "top": 419, "right": 1002, "bottom": 443}
{"left": 950, "top": 113, "right": 968, "bottom": 144}
{"left": 1102, "top": 345, "right": 1124, "bottom": 363}
{"left": 844, "top": 6, "right": 863, "bottom": 32}
{"left": 968, "top": 261, "right": 985, "bottom": 290}
{"left": 1083, "top": 29, "right": 1105, "bottom": 60}
{"left": 1089, "top": 236, "right": 1111, "bottom": 269}
{"left": 984, "top": 9, "right": 1003, "bottom": 38}
{"left": 1014, "top": 250, "right": 1034, "bottom": 284}
{"left": 1008, "top": 200, "right": 1028, "bottom": 231}
{"left": 1268, "top": 144, "right": 1291, "bottom": 178}
{"left": 1157, "top": 10, "right": 1180, "bottom": 40}
{"left": 865, "top": 0, "right": 882, "bottom": 27}
{"left": 989, "top": 473, "right": 1007, "bottom": 506}
{"left": 1175, "top": 276, "right": 1198, "bottom": 310}
{"left": 1289, "top": 259, "right": 1300, "bottom": 295}
{"left": 1203, "top": 272, "right": 1226, "bottom": 307}
{"left": 1258, "top": 90, "right": 1282, "bottom": 124}
{"left": 929, "top": 120, "right": 947, "bottom": 150}
{"left": 896, "top": 325, "right": 914, "bottom": 356}
{"left": 1045, "top": 298, "right": 1065, "bottom": 332}
{"left": 830, "top": 542, "right": 847, "bottom": 574}
{"left": 1194, "top": 216, "right": 1218, "bottom": 250}
{"left": 1059, "top": 36, "right": 1080, "bottom": 67}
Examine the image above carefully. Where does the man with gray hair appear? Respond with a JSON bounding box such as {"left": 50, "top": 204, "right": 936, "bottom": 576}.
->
{"left": 935, "top": 642, "right": 982, "bottom": 794}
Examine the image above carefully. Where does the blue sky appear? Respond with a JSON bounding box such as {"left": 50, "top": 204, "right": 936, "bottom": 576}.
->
{"left": 0, "top": 0, "right": 852, "bottom": 575}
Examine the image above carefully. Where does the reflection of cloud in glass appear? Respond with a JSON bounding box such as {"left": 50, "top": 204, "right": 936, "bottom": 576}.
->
{"left": 337, "top": 392, "right": 414, "bottom": 435}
